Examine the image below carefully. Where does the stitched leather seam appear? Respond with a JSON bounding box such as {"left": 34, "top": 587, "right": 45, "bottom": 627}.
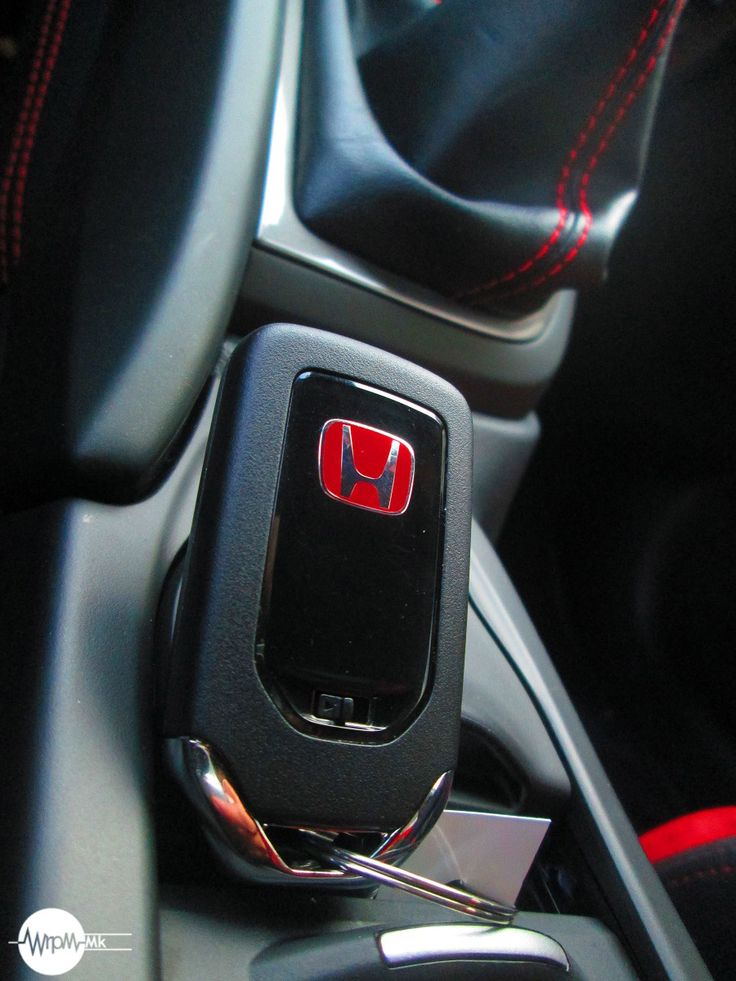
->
{"left": 0, "top": 0, "right": 72, "bottom": 287}
{"left": 665, "top": 864, "right": 735, "bottom": 890}
{"left": 458, "top": 0, "right": 679, "bottom": 303}
{"left": 0, "top": 0, "right": 59, "bottom": 286}
{"left": 512, "top": 6, "right": 684, "bottom": 299}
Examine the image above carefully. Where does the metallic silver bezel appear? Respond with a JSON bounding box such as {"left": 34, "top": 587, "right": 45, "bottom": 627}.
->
{"left": 168, "top": 737, "right": 452, "bottom": 884}
{"left": 379, "top": 923, "right": 569, "bottom": 971}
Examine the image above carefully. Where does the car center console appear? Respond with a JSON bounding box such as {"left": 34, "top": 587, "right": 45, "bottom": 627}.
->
{"left": 0, "top": 1, "right": 711, "bottom": 979}
{"left": 0, "top": 323, "right": 707, "bottom": 979}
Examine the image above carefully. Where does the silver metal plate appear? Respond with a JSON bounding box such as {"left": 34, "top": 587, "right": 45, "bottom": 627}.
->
{"left": 400, "top": 809, "right": 550, "bottom": 907}
{"left": 379, "top": 923, "right": 569, "bottom": 971}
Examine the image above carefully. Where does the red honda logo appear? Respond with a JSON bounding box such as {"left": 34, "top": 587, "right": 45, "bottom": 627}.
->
{"left": 318, "top": 420, "right": 415, "bottom": 515}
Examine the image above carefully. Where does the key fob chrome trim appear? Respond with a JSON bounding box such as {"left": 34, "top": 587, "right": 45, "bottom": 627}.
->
{"left": 167, "top": 737, "right": 453, "bottom": 885}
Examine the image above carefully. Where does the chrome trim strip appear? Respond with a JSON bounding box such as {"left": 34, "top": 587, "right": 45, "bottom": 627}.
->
{"left": 376, "top": 769, "right": 453, "bottom": 866}
{"left": 174, "top": 737, "right": 342, "bottom": 879}
{"left": 379, "top": 924, "right": 569, "bottom": 971}
{"left": 255, "top": 0, "right": 570, "bottom": 343}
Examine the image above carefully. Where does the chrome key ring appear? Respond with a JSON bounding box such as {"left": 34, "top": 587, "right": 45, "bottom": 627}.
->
{"left": 301, "top": 832, "right": 517, "bottom": 927}
{"left": 174, "top": 738, "right": 518, "bottom": 925}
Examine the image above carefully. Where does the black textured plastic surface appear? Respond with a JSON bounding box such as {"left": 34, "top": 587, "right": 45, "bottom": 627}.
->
{"left": 164, "top": 324, "right": 473, "bottom": 830}
{"left": 461, "top": 606, "right": 570, "bottom": 817}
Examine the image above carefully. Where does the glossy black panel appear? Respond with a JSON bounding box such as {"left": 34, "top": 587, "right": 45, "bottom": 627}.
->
{"left": 258, "top": 372, "right": 445, "bottom": 739}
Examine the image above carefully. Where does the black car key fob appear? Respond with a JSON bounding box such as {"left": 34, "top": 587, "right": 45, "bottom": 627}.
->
{"left": 162, "top": 324, "right": 472, "bottom": 880}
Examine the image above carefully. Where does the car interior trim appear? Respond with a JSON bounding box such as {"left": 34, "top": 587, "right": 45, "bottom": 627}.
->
{"left": 378, "top": 923, "right": 570, "bottom": 971}
{"left": 256, "top": 0, "right": 570, "bottom": 344}
{"left": 468, "top": 521, "right": 711, "bottom": 980}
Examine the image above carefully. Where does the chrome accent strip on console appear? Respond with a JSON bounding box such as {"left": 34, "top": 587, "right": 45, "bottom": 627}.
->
{"left": 379, "top": 924, "right": 569, "bottom": 971}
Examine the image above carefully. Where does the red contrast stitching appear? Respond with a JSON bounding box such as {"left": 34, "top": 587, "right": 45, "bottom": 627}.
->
{"left": 0, "top": 0, "right": 72, "bottom": 287}
{"left": 665, "top": 864, "right": 735, "bottom": 890}
{"left": 0, "top": 0, "right": 59, "bottom": 285}
{"left": 515, "top": 0, "right": 686, "bottom": 298}
{"left": 458, "top": 0, "right": 680, "bottom": 302}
